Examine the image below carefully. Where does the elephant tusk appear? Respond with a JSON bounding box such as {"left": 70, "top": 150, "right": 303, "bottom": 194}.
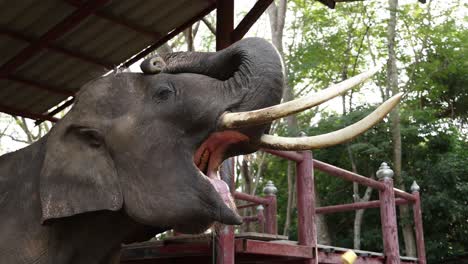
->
{"left": 257, "top": 93, "right": 403, "bottom": 150}
{"left": 218, "top": 64, "right": 382, "bottom": 129}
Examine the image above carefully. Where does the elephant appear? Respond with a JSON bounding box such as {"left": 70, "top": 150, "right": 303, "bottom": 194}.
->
{"left": 0, "top": 37, "right": 401, "bottom": 264}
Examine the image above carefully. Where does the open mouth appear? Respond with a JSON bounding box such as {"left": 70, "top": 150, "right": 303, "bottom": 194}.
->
{"left": 193, "top": 131, "right": 249, "bottom": 224}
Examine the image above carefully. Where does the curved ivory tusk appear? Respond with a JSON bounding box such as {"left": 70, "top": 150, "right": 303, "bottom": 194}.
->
{"left": 258, "top": 93, "right": 403, "bottom": 150}
{"left": 218, "top": 64, "right": 382, "bottom": 129}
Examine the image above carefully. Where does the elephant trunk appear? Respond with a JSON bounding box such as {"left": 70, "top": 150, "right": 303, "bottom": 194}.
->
{"left": 159, "top": 38, "right": 284, "bottom": 115}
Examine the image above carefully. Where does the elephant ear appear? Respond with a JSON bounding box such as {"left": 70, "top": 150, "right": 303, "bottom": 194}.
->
{"left": 40, "top": 118, "right": 122, "bottom": 223}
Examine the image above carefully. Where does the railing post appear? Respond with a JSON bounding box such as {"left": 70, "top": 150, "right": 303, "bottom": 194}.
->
{"left": 263, "top": 180, "right": 277, "bottom": 234}
{"left": 377, "top": 162, "right": 401, "bottom": 264}
{"left": 297, "top": 150, "right": 317, "bottom": 263}
{"left": 411, "top": 181, "right": 426, "bottom": 264}
{"left": 216, "top": 225, "right": 234, "bottom": 264}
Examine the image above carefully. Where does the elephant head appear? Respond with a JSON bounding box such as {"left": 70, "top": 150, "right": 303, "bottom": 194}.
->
{"left": 39, "top": 38, "right": 401, "bottom": 234}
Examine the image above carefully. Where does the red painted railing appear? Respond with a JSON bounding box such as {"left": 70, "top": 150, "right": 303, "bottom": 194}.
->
{"left": 228, "top": 149, "right": 426, "bottom": 264}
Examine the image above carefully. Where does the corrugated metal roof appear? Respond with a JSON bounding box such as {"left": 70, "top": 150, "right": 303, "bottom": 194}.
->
{"left": 0, "top": 0, "right": 215, "bottom": 121}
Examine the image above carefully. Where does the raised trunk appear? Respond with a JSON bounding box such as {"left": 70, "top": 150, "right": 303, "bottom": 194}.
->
{"left": 161, "top": 38, "right": 283, "bottom": 115}
{"left": 387, "top": 0, "right": 417, "bottom": 256}
{"left": 159, "top": 38, "right": 284, "bottom": 155}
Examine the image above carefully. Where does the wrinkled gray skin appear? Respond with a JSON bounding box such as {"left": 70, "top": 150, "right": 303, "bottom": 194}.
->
{"left": 0, "top": 38, "right": 283, "bottom": 264}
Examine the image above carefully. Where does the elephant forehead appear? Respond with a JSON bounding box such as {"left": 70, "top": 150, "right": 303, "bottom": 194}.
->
{"left": 75, "top": 73, "right": 145, "bottom": 118}
{"left": 109, "top": 114, "right": 138, "bottom": 140}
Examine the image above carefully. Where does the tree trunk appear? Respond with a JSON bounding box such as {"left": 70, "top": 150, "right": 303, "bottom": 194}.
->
{"left": 344, "top": 87, "right": 373, "bottom": 250}
{"left": 240, "top": 158, "right": 253, "bottom": 232}
{"left": 156, "top": 43, "right": 172, "bottom": 55}
{"left": 340, "top": 28, "right": 373, "bottom": 249}
{"left": 387, "top": 0, "right": 417, "bottom": 256}
{"left": 241, "top": 158, "right": 253, "bottom": 195}
{"left": 268, "top": 0, "right": 330, "bottom": 242}
{"left": 251, "top": 152, "right": 267, "bottom": 195}
{"left": 268, "top": 0, "right": 296, "bottom": 237}
{"left": 184, "top": 27, "right": 194, "bottom": 51}
{"left": 202, "top": 17, "right": 216, "bottom": 35}
{"left": 283, "top": 161, "right": 296, "bottom": 236}
{"left": 10, "top": 117, "right": 50, "bottom": 144}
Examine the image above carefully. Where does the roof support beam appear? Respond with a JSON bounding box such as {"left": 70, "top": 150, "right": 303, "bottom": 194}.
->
{"left": 232, "top": 0, "right": 273, "bottom": 42}
{"left": 35, "top": 97, "right": 75, "bottom": 125}
{"left": 216, "top": 0, "right": 234, "bottom": 51}
{"left": 45, "top": 97, "right": 75, "bottom": 117}
{"left": 6, "top": 76, "right": 75, "bottom": 96}
{"left": 317, "top": 0, "right": 336, "bottom": 9}
{"left": 0, "top": 29, "right": 112, "bottom": 68}
{"left": 122, "top": 3, "right": 217, "bottom": 68}
{"left": 64, "top": 0, "right": 163, "bottom": 40}
{"left": 0, "top": 104, "right": 59, "bottom": 122}
{"left": 0, "top": 0, "right": 111, "bottom": 79}
{"left": 317, "top": 0, "right": 424, "bottom": 8}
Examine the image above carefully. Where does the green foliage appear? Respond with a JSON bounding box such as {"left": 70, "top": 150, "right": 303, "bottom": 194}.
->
{"left": 407, "top": 131, "right": 468, "bottom": 262}
{"left": 410, "top": 25, "right": 468, "bottom": 123}
{"left": 256, "top": 2, "right": 467, "bottom": 262}
{"left": 286, "top": 0, "right": 377, "bottom": 93}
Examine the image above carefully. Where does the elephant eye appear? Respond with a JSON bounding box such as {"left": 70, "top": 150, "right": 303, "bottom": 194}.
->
{"left": 77, "top": 127, "right": 103, "bottom": 148}
{"left": 152, "top": 86, "right": 173, "bottom": 102}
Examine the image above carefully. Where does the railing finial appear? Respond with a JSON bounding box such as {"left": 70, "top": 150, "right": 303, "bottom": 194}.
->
{"left": 376, "top": 162, "right": 394, "bottom": 180}
{"left": 411, "top": 181, "right": 420, "bottom": 193}
{"left": 256, "top": 204, "right": 264, "bottom": 211}
{"left": 263, "top": 180, "right": 277, "bottom": 195}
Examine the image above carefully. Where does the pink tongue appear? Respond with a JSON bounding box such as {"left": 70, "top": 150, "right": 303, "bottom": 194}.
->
{"left": 207, "top": 175, "right": 236, "bottom": 209}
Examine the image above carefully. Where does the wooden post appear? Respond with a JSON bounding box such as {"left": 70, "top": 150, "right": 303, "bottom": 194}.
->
{"left": 216, "top": 0, "right": 234, "bottom": 51}
{"left": 215, "top": 1, "right": 236, "bottom": 259}
{"left": 263, "top": 181, "right": 278, "bottom": 234}
{"left": 296, "top": 151, "right": 316, "bottom": 263}
{"left": 411, "top": 181, "right": 427, "bottom": 264}
{"left": 216, "top": 225, "right": 235, "bottom": 264}
{"left": 377, "top": 162, "right": 401, "bottom": 264}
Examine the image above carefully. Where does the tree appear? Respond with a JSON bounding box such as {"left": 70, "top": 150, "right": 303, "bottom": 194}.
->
{"left": 386, "top": 0, "right": 417, "bottom": 257}
{"left": 268, "top": 0, "right": 333, "bottom": 242}
{"left": 268, "top": 0, "right": 300, "bottom": 238}
{"left": 0, "top": 114, "right": 52, "bottom": 155}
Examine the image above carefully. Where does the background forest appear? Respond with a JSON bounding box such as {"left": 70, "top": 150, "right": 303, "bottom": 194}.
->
{"left": 0, "top": 1, "right": 466, "bottom": 263}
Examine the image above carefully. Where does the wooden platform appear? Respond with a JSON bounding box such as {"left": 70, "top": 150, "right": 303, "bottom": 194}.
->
{"left": 120, "top": 233, "right": 418, "bottom": 264}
